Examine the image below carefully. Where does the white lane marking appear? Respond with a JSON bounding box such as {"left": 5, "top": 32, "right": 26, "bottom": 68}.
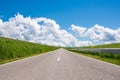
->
{"left": 57, "top": 57, "right": 60, "bottom": 61}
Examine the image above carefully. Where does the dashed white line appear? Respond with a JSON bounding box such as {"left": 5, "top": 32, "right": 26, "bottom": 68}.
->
{"left": 57, "top": 57, "right": 60, "bottom": 61}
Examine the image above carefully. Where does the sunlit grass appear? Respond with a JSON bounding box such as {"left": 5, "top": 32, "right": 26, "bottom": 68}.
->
{"left": 68, "top": 49, "right": 120, "bottom": 66}
{"left": 83, "top": 43, "right": 120, "bottom": 48}
{"left": 0, "top": 37, "right": 58, "bottom": 64}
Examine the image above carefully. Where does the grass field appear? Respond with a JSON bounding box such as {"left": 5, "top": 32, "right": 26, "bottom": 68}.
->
{"left": 68, "top": 49, "right": 120, "bottom": 65}
{"left": 83, "top": 43, "right": 120, "bottom": 48}
{"left": 0, "top": 37, "right": 58, "bottom": 64}
{"left": 67, "top": 43, "right": 120, "bottom": 65}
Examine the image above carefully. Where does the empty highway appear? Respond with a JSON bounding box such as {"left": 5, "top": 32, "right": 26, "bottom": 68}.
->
{"left": 0, "top": 48, "right": 120, "bottom": 80}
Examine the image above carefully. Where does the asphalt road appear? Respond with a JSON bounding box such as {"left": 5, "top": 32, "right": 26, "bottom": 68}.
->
{"left": 0, "top": 48, "right": 120, "bottom": 80}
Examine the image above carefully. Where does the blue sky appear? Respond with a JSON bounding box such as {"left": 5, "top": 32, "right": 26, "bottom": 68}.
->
{"left": 0, "top": 0, "right": 120, "bottom": 46}
{"left": 0, "top": 0, "right": 120, "bottom": 28}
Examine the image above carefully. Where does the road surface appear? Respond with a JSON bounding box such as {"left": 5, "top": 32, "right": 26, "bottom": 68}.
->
{"left": 0, "top": 48, "right": 120, "bottom": 80}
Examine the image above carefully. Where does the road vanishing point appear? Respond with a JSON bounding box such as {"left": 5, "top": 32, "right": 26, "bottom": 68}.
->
{"left": 0, "top": 48, "right": 120, "bottom": 80}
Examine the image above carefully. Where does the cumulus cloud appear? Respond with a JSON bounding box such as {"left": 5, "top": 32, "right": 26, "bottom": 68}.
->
{"left": 70, "top": 24, "right": 87, "bottom": 37}
{"left": 1, "top": 13, "right": 119, "bottom": 46}
{"left": 70, "top": 24, "right": 120, "bottom": 43}
{"left": 0, "top": 13, "right": 92, "bottom": 47}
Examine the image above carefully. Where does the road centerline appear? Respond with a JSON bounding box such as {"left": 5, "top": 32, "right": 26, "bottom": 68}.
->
{"left": 57, "top": 57, "right": 60, "bottom": 61}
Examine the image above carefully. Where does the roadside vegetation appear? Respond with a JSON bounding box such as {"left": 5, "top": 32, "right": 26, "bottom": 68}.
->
{"left": 0, "top": 37, "right": 58, "bottom": 64}
{"left": 83, "top": 43, "right": 120, "bottom": 48}
{"left": 68, "top": 49, "right": 120, "bottom": 65}
{"left": 67, "top": 43, "right": 120, "bottom": 66}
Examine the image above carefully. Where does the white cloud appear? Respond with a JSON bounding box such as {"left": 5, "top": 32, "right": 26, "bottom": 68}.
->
{"left": 70, "top": 24, "right": 120, "bottom": 43}
{"left": 70, "top": 24, "right": 87, "bottom": 37}
{"left": 77, "top": 41, "right": 93, "bottom": 46}
{"left": 1, "top": 13, "right": 119, "bottom": 47}
{"left": 0, "top": 13, "right": 92, "bottom": 47}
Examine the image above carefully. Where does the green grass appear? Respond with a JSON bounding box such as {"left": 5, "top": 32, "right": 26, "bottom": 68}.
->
{"left": 68, "top": 49, "right": 120, "bottom": 66}
{"left": 0, "top": 37, "right": 59, "bottom": 64}
{"left": 83, "top": 43, "right": 120, "bottom": 48}
{"left": 67, "top": 43, "right": 120, "bottom": 66}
